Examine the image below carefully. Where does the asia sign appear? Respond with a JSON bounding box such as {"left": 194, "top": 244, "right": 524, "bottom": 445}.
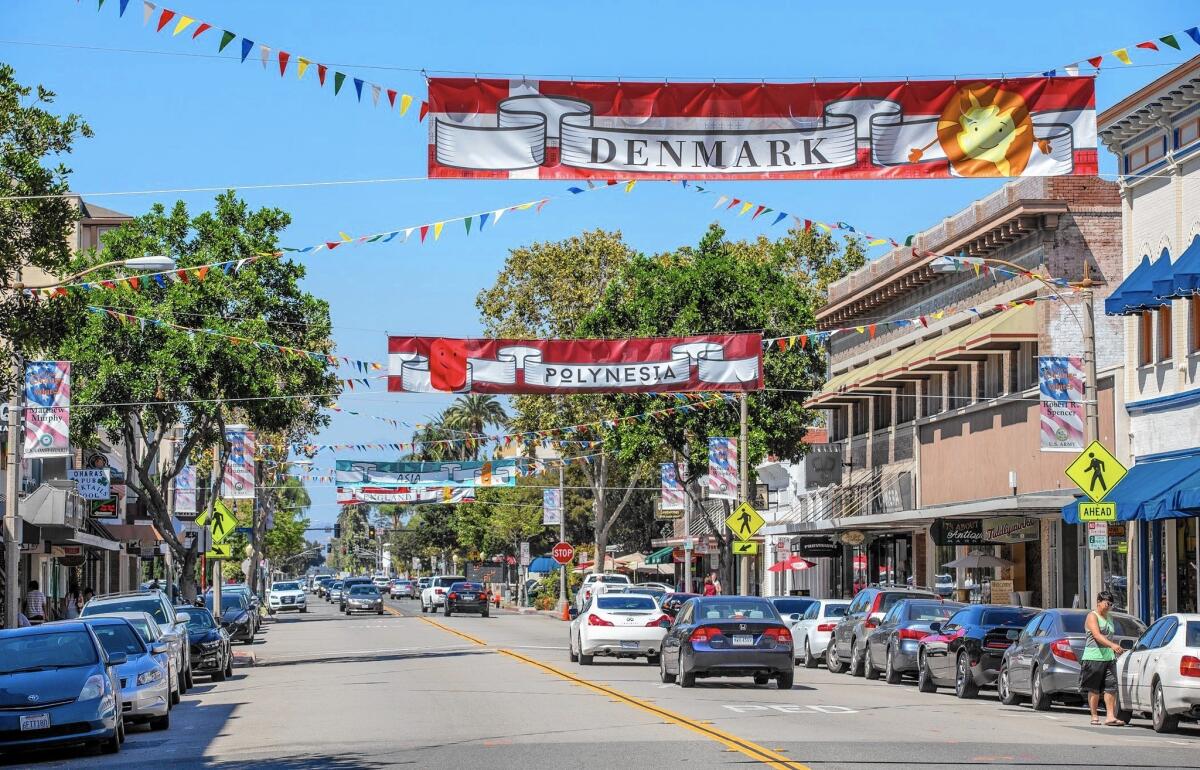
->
{"left": 335, "top": 458, "right": 524, "bottom": 487}
{"left": 1039, "top": 356, "right": 1085, "bottom": 451}
{"left": 427, "top": 77, "right": 1097, "bottom": 181}
{"left": 23, "top": 361, "right": 70, "bottom": 458}
{"left": 387, "top": 335, "right": 762, "bottom": 394}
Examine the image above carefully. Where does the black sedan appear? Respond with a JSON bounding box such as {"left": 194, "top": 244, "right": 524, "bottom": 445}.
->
{"left": 445, "top": 582, "right": 489, "bottom": 617}
{"left": 917, "top": 604, "right": 1039, "bottom": 698}
{"left": 660, "top": 592, "right": 699, "bottom": 619}
{"left": 204, "top": 592, "right": 256, "bottom": 645}
{"left": 179, "top": 606, "right": 233, "bottom": 681}
{"left": 344, "top": 584, "right": 385, "bottom": 615}
{"left": 659, "top": 596, "right": 794, "bottom": 689}
{"left": 864, "top": 598, "right": 963, "bottom": 683}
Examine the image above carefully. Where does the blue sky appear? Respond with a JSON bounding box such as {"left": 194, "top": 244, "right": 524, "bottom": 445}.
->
{"left": 3, "top": 0, "right": 1194, "bottom": 528}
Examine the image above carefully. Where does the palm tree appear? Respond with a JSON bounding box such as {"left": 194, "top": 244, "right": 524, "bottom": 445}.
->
{"left": 442, "top": 395, "right": 508, "bottom": 459}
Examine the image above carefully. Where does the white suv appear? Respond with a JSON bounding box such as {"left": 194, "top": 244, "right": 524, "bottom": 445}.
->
{"left": 576, "top": 573, "right": 632, "bottom": 610}
{"left": 421, "top": 575, "right": 467, "bottom": 613}
{"left": 268, "top": 581, "right": 308, "bottom": 614}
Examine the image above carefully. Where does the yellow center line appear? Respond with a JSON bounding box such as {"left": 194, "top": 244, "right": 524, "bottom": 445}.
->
{"left": 419, "top": 617, "right": 488, "bottom": 647}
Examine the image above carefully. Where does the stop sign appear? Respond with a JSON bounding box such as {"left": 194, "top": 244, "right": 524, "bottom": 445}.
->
{"left": 551, "top": 541, "right": 575, "bottom": 565}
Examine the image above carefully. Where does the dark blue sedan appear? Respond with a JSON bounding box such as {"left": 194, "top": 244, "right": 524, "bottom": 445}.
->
{"left": 658, "top": 596, "right": 794, "bottom": 689}
{"left": 0, "top": 622, "right": 125, "bottom": 754}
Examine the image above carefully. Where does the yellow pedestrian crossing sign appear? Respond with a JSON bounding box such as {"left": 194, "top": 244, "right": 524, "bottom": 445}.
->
{"left": 209, "top": 500, "right": 238, "bottom": 544}
{"left": 726, "top": 502, "right": 765, "bottom": 541}
{"left": 1065, "top": 441, "right": 1127, "bottom": 503}
{"left": 205, "top": 542, "right": 232, "bottom": 560}
{"left": 732, "top": 541, "right": 758, "bottom": 555}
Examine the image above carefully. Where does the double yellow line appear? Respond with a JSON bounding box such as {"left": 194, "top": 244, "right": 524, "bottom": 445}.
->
{"left": 418, "top": 617, "right": 807, "bottom": 769}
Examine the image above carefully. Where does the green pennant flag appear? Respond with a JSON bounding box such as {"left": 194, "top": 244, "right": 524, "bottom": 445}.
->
{"left": 218, "top": 30, "right": 236, "bottom": 52}
{"left": 1160, "top": 34, "right": 1181, "bottom": 50}
{"left": 98, "top": 0, "right": 106, "bottom": 8}
{"left": 904, "top": 235, "right": 915, "bottom": 246}
{"left": 464, "top": 217, "right": 472, "bottom": 235}
{"left": 333, "top": 72, "right": 346, "bottom": 95}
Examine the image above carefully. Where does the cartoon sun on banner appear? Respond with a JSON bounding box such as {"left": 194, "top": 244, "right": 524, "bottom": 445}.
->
{"left": 426, "top": 77, "right": 1096, "bottom": 181}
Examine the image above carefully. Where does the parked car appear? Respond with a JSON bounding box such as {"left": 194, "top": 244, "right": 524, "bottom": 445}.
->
{"left": 339, "top": 577, "right": 375, "bottom": 612}
{"left": 81, "top": 616, "right": 172, "bottom": 731}
{"left": 767, "top": 596, "right": 819, "bottom": 626}
{"left": 999, "top": 608, "right": 1144, "bottom": 710}
{"left": 828, "top": 587, "right": 940, "bottom": 676}
{"left": 204, "top": 591, "right": 256, "bottom": 645}
{"left": 268, "top": 580, "right": 308, "bottom": 614}
{"left": 81, "top": 590, "right": 193, "bottom": 696}
{"left": 220, "top": 585, "right": 262, "bottom": 633}
{"left": 569, "top": 592, "right": 669, "bottom": 665}
{"left": 327, "top": 580, "right": 344, "bottom": 603}
{"left": 0, "top": 622, "right": 125, "bottom": 754}
{"left": 445, "top": 581, "right": 490, "bottom": 617}
{"left": 659, "top": 596, "right": 794, "bottom": 689}
{"left": 934, "top": 574, "right": 956, "bottom": 597}
{"left": 1116, "top": 612, "right": 1200, "bottom": 732}
{"left": 794, "top": 599, "right": 851, "bottom": 668}
{"left": 628, "top": 586, "right": 667, "bottom": 605}
{"left": 416, "top": 577, "right": 432, "bottom": 595}
{"left": 390, "top": 579, "right": 416, "bottom": 599}
{"left": 179, "top": 606, "right": 233, "bottom": 682}
{"left": 421, "top": 575, "right": 467, "bottom": 613}
{"left": 372, "top": 575, "right": 391, "bottom": 590}
{"left": 635, "top": 582, "right": 673, "bottom": 592}
{"left": 344, "top": 584, "right": 385, "bottom": 615}
{"left": 864, "top": 598, "right": 965, "bottom": 682}
{"left": 917, "top": 604, "right": 1040, "bottom": 698}
{"left": 89, "top": 611, "right": 177, "bottom": 703}
{"left": 576, "top": 573, "right": 632, "bottom": 610}
{"left": 660, "top": 592, "right": 700, "bottom": 619}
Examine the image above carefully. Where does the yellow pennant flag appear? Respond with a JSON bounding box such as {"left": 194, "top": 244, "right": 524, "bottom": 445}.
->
{"left": 399, "top": 94, "right": 413, "bottom": 115}
{"left": 433, "top": 222, "right": 444, "bottom": 240}
{"left": 855, "top": 326, "right": 865, "bottom": 334}
{"left": 1113, "top": 48, "right": 1132, "bottom": 65}
{"left": 624, "top": 180, "right": 636, "bottom": 193}
{"left": 442, "top": 486, "right": 452, "bottom": 502}
{"left": 172, "top": 15, "right": 195, "bottom": 36}
{"left": 515, "top": 202, "right": 536, "bottom": 211}
{"left": 738, "top": 202, "right": 753, "bottom": 216}
{"left": 296, "top": 57, "right": 310, "bottom": 79}
{"left": 815, "top": 222, "right": 832, "bottom": 232}
{"left": 868, "top": 238, "right": 886, "bottom": 247}
{"left": 338, "top": 231, "right": 352, "bottom": 242}
{"left": 932, "top": 311, "right": 945, "bottom": 320}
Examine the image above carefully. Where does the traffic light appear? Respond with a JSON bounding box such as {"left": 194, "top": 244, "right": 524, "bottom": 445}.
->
{"left": 326, "top": 543, "right": 332, "bottom": 554}
{"left": 333, "top": 523, "right": 341, "bottom": 539}
{"left": 369, "top": 526, "right": 377, "bottom": 539}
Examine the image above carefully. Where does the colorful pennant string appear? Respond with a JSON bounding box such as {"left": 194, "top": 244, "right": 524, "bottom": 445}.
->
{"left": 1042, "top": 23, "right": 1200, "bottom": 76}
{"left": 30, "top": 254, "right": 275, "bottom": 299}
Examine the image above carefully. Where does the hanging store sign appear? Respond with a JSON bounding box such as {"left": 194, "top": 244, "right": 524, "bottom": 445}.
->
{"left": 792, "top": 536, "right": 840, "bottom": 558}
{"left": 980, "top": 516, "right": 1040, "bottom": 544}
{"left": 1039, "top": 356, "right": 1085, "bottom": 451}
{"left": 930, "top": 517, "right": 1039, "bottom": 546}
{"left": 387, "top": 335, "right": 762, "bottom": 393}
{"left": 335, "top": 458, "right": 524, "bottom": 487}
{"left": 67, "top": 469, "right": 110, "bottom": 501}
{"left": 427, "top": 77, "right": 1097, "bottom": 181}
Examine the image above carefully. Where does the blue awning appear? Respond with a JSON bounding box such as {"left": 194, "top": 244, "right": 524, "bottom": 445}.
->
{"left": 1105, "top": 248, "right": 1172, "bottom": 316}
{"left": 527, "top": 556, "right": 561, "bottom": 573}
{"left": 1152, "top": 235, "right": 1200, "bottom": 301}
{"left": 1063, "top": 452, "right": 1200, "bottom": 523}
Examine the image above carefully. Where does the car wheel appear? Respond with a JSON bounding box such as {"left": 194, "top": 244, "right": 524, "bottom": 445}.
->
{"left": 243, "top": 635, "right": 254, "bottom": 645}
{"left": 445, "top": 607, "right": 452, "bottom": 617}
{"left": 849, "top": 638, "right": 865, "bottom": 677}
{"left": 300, "top": 607, "right": 307, "bottom": 613}
{"left": 753, "top": 673, "right": 770, "bottom": 686}
{"left": 917, "top": 653, "right": 937, "bottom": 693}
{"left": 885, "top": 645, "right": 902, "bottom": 685}
{"left": 1030, "top": 666, "right": 1052, "bottom": 711}
{"left": 170, "top": 680, "right": 181, "bottom": 705}
{"left": 864, "top": 644, "right": 880, "bottom": 680}
{"left": 579, "top": 651, "right": 593, "bottom": 666}
{"left": 954, "top": 652, "right": 978, "bottom": 699}
{"left": 826, "top": 640, "right": 847, "bottom": 674}
{"left": 185, "top": 668, "right": 194, "bottom": 690}
{"left": 777, "top": 671, "right": 794, "bottom": 690}
{"left": 998, "top": 663, "right": 1021, "bottom": 705}
{"left": 150, "top": 712, "right": 170, "bottom": 731}
{"left": 803, "top": 640, "right": 818, "bottom": 669}
{"left": 659, "top": 651, "right": 676, "bottom": 683}
{"left": 378, "top": 609, "right": 384, "bottom": 615}
{"left": 213, "top": 662, "right": 227, "bottom": 682}
{"left": 101, "top": 723, "right": 121, "bottom": 754}
{"left": 1152, "top": 681, "right": 1179, "bottom": 733}
{"left": 569, "top": 634, "right": 579, "bottom": 663}
{"left": 1114, "top": 688, "right": 1133, "bottom": 724}
{"left": 224, "top": 655, "right": 234, "bottom": 678}
{"left": 679, "top": 654, "right": 695, "bottom": 688}
{"left": 421, "top": 601, "right": 428, "bottom": 613}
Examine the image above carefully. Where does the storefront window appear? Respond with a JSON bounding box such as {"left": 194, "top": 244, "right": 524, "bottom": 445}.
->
{"left": 1178, "top": 518, "right": 1198, "bottom": 614}
{"left": 1101, "top": 522, "right": 1129, "bottom": 611}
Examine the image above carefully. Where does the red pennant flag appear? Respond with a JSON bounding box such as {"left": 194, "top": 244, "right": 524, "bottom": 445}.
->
{"left": 175, "top": 270, "right": 189, "bottom": 284}
{"left": 193, "top": 266, "right": 209, "bottom": 281}
{"left": 325, "top": 241, "right": 340, "bottom": 250}
{"left": 1087, "top": 55, "right": 1104, "bottom": 69}
{"left": 727, "top": 198, "right": 740, "bottom": 210}
{"left": 799, "top": 335, "right": 808, "bottom": 349}
{"left": 804, "top": 219, "right": 813, "bottom": 231}
{"left": 419, "top": 225, "right": 429, "bottom": 242}
{"left": 418, "top": 101, "right": 429, "bottom": 122}
{"left": 278, "top": 51, "right": 290, "bottom": 76}
{"left": 156, "top": 9, "right": 176, "bottom": 32}
{"left": 536, "top": 199, "right": 549, "bottom": 213}
{"left": 386, "top": 89, "right": 397, "bottom": 107}
{"left": 868, "top": 324, "right": 876, "bottom": 339}
{"left": 751, "top": 205, "right": 766, "bottom": 219}
{"left": 1136, "top": 41, "right": 1159, "bottom": 51}
{"left": 777, "top": 338, "right": 788, "bottom": 351}
{"left": 192, "top": 22, "right": 211, "bottom": 38}
{"left": 100, "top": 280, "right": 116, "bottom": 290}
{"left": 128, "top": 276, "right": 139, "bottom": 290}
{"left": 317, "top": 64, "right": 328, "bottom": 86}
{"left": 918, "top": 316, "right": 928, "bottom": 328}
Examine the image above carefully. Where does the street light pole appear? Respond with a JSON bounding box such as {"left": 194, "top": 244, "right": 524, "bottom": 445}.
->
{"left": 738, "top": 393, "right": 751, "bottom": 596}
{"left": 558, "top": 461, "right": 566, "bottom": 613}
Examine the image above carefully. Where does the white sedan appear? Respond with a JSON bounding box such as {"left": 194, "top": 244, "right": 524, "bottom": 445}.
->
{"left": 793, "top": 599, "right": 851, "bottom": 668}
{"left": 568, "top": 593, "right": 670, "bottom": 666}
{"left": 1117, "top": 612, "right": 1200, "bottom": 732}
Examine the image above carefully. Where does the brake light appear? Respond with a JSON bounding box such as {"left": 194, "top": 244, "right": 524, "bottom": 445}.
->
{"left": 765, "top": 627, "right": 792, "bottom": 644}
{"left": 448, "top": 593, "right": 458, "bottom": 600}
{"left": 1050, "top": 638, "right": 1077, "bottom": 662}
{"left": 1181, "top": 656, "right": 1200, "bottom": 678}
{"left": 817, "top": 623, "right": 837, "bottom": 632}
{"left": 587, "top": 614, "right": 614, "bottom": 627}
{"left": 645, "top": 615, "right": 669, "bottom": 627}
{"left": 690, "top": 626, "right": 718, "bottom": 642}
{"left": 898, "top": 627, "right": 929, "bottom": 641}
{"left": 864, "top": 618, "right": 878, "bottom": 630}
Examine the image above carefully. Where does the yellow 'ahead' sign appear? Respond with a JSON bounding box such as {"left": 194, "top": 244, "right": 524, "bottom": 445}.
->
{"left": 1065, "top": 441, "right": 1127, "bottom": 503}
{"left": 725, "top": 502, "right": 765, "bottom": 541}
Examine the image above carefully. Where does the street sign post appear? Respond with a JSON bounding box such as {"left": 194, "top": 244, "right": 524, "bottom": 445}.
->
{"left": 551, "top": 541, "right": 574, "bottom": 566}
{"left": 1087, "top": 521, "right": 1109, "bottom": 551}
{"left": 1078, "top": 502, "right": 1117, "bottom": 522}
{"left": 725, "top": 502, "right": 765, "bottom": 541}
{"left": 1065, "top": 441, "right": 1127, "bottom": 503}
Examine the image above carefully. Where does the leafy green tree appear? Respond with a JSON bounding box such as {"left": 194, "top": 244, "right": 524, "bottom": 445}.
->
{"left": 442, "top": 394, "right": 508, "bottom": 458}
{"left": 53, "top": 192, "right": 337, "bottom": 600}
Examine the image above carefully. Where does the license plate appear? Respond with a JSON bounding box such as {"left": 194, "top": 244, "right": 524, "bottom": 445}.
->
{"left": 732, "top": 634, "right": 755, "bottom": 647}
{"left": 20, "top": 713, "right": 50, "bottom": 731}
{"left": 621, "top": 641, "right": 639, "bottom": 649}
{"left": 460, "top": 594, "right": 475, "bottom": 600}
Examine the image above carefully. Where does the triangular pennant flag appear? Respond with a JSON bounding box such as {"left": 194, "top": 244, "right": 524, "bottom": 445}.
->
{"left": 296, "top": 57, "right": 310, "bottom": 79}
{"left": 278, "top": 50, "right": 290, "bottom": 76}
{"left": 399, "top": 93, "right": 413, "bottom": 115}
{"left": 776, "top": 338, "right": 788, "bottom": 352}
{"left": 714, "top": 195, "right": 728, "bottom": 209}
{"left": 751, "top": 204, "right": 766, "bottom": 219}
{"left": 536, "top": 198, "right": 549, "bottom": 213}
{"left": 155, "top": 8, "right": 175, "bottom": 32}
{"left": 868, "top": 324, "right": 876, "bottom": 339}
{"left": 371, "top": 84, "right": 381, "bottom": 106}
{"left": 1087, "top": 55, "right": 1104, "bottom": 69}
{"left": 171, "top": 15, "right": 193, "bottom": 35}
{"left": 1064, "top": 63, "right": 1080, "bottom": 77}
{"left": 492, "top": 208, "right": 505, "bottom": 225}
{"left": 195, "top": 266, "right": 209, "bottom": 280}
{"left": 317, "top": 64, "right": 328, "bottom": 86}
{"left": 334, "top": 72, "right": 346, "bottom": 94}
{"left": 624, "top": 180, "right": 636, "bottom": 193}
{"left": 770, "top": 211, "right": 787, "bottom": 226}
{"left": 478, "top": 212, "right": 490, "bottom": 230}
{"left": 1187, "top": 27, "right": 1200, "bottom": 46}
{"left": 419, "top": 225, "right": 429, "bottom": 243}
{"left": 738, "top": 202, "right": 753, "bottom": 216}
{"left": 386, "top": 88, "right": 397, "bottom": 107}
{"left": 727, "top": 198, "right": 741, "bottom": 209}
{"left": 1136, "top": 41, "right": 1159, "bottom": 51}
{"left": 191, "top": 22, "right": 210, "bottom": 38}
{"left": 128, "top": 276, "right": 139, "bottom": 291}
{"left": 799, "top": 334, "right": 808, "bottom": 349}
{"left": 218, "top": 30, "right": 235, "bottom": 51}
{"left": 118, "top": 0, "right": 130, "bottom": 16}
{"left": 464, "top": 217, "right": 472, "bottom": 235}
{"left": 142, "top": 1, "right": 154, "bottom": 24}
{"left": 433, "top": 222, "right": 444, "bottom": 240}
{"left": 1113, "top": 48, "right": 1132, "bottom": 65}
{"left": 1160, "top": 34, "right": 1180, "bottom": 50}
{"left": 240, "top": 38, "right": 254, "bottom": 63}
{"left": 259, "top": 44, "right": 271, "bottom": 68}
{"left": 353, "top": 78, "right": 364, "bottom": 101}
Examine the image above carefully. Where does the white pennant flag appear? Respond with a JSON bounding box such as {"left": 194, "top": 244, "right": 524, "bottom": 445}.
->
{"left": 714, "top": 195, "right": 728, "bottom": 209}
{"left": 492, "top": 208, "right": 505, "bottom": 225}
{"left": 402, "top": 227, "right": 415, "bottom": 241}
{"left": 260, "top": 44, "right": 271, "bottom": 68}
{"left": 371, "top": 84, "right": 381, "bottom": 106}
{"left": 142, "top": 1, "right": 155, "bottom": 25}
{"left": 1064, "top": 63, "right": 1080, "bottom": 77}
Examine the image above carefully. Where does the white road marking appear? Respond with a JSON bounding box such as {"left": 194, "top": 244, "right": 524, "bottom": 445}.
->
{"left": 722, "top": 703, "right": 859, "bottom": 714}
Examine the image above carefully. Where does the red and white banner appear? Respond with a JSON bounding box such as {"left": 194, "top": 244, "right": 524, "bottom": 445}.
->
{"left": 387, "top": 334, "right": 762, "bottom": 394}
{"left": 427, "top": 77, "right": 1096, "bottom": 180}
{"left": 1039, "top": 356, "right": 1085, "bottom": 452}
{"left": 222, "top": 426, "right": 256, "bottom": 500}
{"left": 336, "top": 486, "right": 476, "bottom": 505}
{"left": 23, "top": 361, "right": 70, "bottom": 459}
{"left": 708, "top": 438, "right": 739, "bottom": 500}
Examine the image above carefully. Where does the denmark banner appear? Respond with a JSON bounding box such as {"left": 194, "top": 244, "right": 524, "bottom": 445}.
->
{"left": 335, "top": 458, "right": 524, "bottom": 487}
{"left": 23, "top": 361, "right": 70, "bottom": 458}
{"left": 387, "top": 334, "right": 762, "bottom": 394}
{"left": 660, "top": 462, "right": 686, "bottom": 510}
{"left": 1039, "top": 356, "right": 1085, "bottom": 452}
{"left": 708, "top": 438, "right": 738, "bottom": 500}
{"left": 336, "top": 485, "right": 476, "bottom": 505}
{"left": 222, "top": 426, "right": 256, "bottom": 500}
{"left": 427, "top": 77, "right": 1097, "bottom": 180}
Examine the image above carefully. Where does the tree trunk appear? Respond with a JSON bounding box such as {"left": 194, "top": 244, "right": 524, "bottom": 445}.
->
{"left": 589, "top": 456, "right": 643, "bottom": 575}
{"left": 179, "top": 548, "right": 199, "bottom": 603}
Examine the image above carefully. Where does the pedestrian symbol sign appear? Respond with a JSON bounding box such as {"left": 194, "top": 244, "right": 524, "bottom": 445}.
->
{"left": 208, "top": 500, "right": 238, "bottom": 544}
{"left": 205, "top": 542, "right": 232, "bottom": 560}
{"left": 1065, "top": 441, "right": 1126, "bottom": 503}
{"left": 732, "top": 541, "right": 759, "bottom": 555}
{"left": 725, "top": 502, "right": 765, "bottom": 541}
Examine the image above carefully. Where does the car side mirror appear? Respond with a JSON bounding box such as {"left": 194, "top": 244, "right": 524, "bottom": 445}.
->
{"left": 789, "top": 613, "right": 801, "bottom": 622}
{"left": 150, "top": 642, "right": 169, "bottom": 655}
{"left": 928, "top": 622, "right": 943, "bottom": 634}
{"left": 1120, "top": 638, "right": 1134, "bottom": 650}
{"left": 1006, "top": 629, "right": 1021, "bottom": 641}
{"left": 568, "top": 607, "right": 579, "bottom": 619}
{"left": 107, "top": 652, "right": 127, "bottom": 667}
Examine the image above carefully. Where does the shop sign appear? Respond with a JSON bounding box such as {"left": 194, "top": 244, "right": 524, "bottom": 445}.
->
{"left": 793, "top": 536, "right": 840, "bottom": 558}
{"left": 981, "top": 516, "right": 1039, "bottom": 544}
{"left": 694, "top": 539, "right": 710, "bottom": 555}
{"left": 930, "top": 519, "right": 986, "bottom": 546}
{"left": 990, "top": 578, "right": 1014, "bottom": 605}
{"left": 839, "top": 530, "right": 865, "bottom": 546}
{"left": 1087, "top": 521, "right": 1109, "bottom": 550}
{"left": 67, "top": 469, "right": 111, "bottom": 500}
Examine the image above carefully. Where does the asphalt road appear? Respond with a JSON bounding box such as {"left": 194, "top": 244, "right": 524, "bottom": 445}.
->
{"left": 7, "top": 593, "right": 1199, "bottom": 769}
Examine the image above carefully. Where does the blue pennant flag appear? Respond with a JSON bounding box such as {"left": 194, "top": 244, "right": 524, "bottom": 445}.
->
{"left": 240, "top": 39, "right": 254, "bottom": 63}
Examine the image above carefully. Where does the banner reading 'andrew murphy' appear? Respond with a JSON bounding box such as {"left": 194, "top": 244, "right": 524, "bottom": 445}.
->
{"left": 387, "top": 335, "right": 763, "bottom": 394}
{"left": 427, "top": 77, "right": 1096, "bottom": 181}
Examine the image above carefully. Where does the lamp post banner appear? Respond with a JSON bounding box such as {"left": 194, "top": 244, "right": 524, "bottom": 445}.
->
{"left": 335, "top": 458, "right": 524, "bottom": 487}
{"left": 707, "top": 437, "right": 738, "bottom": 500}
{"left": 1039, "top": 356, "right": 1085, "bottom": 451}
{"left": 427, "top": 77, "right": 1096, "bottom": 181}
{"left": 387, "top": 334, "right": 762, "bottom": 393}
{"left": 660, "top": 462, "right": 686, "bottom": 510}
{"left": 221, "top": 426, "right": 256, "bottom": 500}
{"left": 174, "top": 465, "right": 197, "bottom": 514}
{"left": 23, "top": 361, "right": 70, "bottom": 458}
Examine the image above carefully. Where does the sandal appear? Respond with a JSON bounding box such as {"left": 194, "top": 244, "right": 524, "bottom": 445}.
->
{"left": 1104, "top": 720, "right": 1126, "bottom": 727}
{"left": 1090, "top": 719, "right": 1102, "bottom": 725}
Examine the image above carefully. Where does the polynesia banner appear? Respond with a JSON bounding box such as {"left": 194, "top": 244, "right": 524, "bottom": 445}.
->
{"left": 1039, "top": 356, "right": 1085, "bottom": 452}
{"left": 387, "top": 334, "right": 762, "bottom": 394}
{"left": 222, "top": 426, "right": 256, "bottom": 500}
{"left": 708, "top": 438, "right": 738, "bottom": 500}
{"left": 174, "top": 464, "right": 197, "bottom": 515}
{"left": 660, "top": 462, "right": 686, "bottom": 510}
{"left": 427, "top": 77, "right": 1096, "bottom": 180}
{"left": 23, "top": 361, "right": 70, "bottom": 458}
{"left": 336, "top": 485, "right": 476, "bottom": 505}
{"left": 335, "top": 458, "right": 524, "bottom": 487}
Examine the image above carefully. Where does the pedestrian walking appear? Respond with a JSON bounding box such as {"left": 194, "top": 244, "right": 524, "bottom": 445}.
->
{"left": 1081, "top": 590, "right": 1126, "bottom": 726}
{"left": 711, "top": 573, "right": 722, "bottom": 595}
{"left": 23, "top": 581, "right": 47, "bottom": 625}
{"left": 64, "top": 589, "right": 82, "bottom": 619}
{"left": 703, "top": 576, "right": 717, "bottom": 596}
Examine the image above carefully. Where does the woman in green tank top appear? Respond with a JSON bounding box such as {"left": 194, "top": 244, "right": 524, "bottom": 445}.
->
{"left": 1080, "top": 591, "right": 1126, "bottom": 726}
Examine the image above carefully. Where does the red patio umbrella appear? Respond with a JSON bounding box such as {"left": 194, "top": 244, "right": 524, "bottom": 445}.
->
{"left": 767, "top": 556, "right": 816, "bottom": 573}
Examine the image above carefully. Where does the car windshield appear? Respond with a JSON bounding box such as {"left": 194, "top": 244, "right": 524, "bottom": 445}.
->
{"left": 273, "top": 582, "right": 300, "bottom": 592}
{"left": 90, "top": 622, "right": 146, "bottom": 656}
{"left": 83, "top": 598, "right": 167, "bottom": 624}
{"left": 771, "top": 598, "right": 815, "bottom": 615}
{"left": 981, "top": 608, "right": 1039, "bottom": 626}
{"left": 0, "top": 631, "right": 99, "bottom": 673}
{"left": 185, "top": 611, "right": 216, "bottom": 631}
{"left": 205, "top": 594, "right": 246, "bottom": 612}
{"left": 825, "top": 604, "right": 850, "bottom": 617}
{"left": 349, "top": 586, "right": 378, "bottom": 595}
{"left": 596, "top": 595, "right": 657, "bottom": 611}
{"left": 434, "top": 577, "right": 466, "bottom": 587}
{"left": 696, "top": 599, "right": 776, "bottom": 620}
